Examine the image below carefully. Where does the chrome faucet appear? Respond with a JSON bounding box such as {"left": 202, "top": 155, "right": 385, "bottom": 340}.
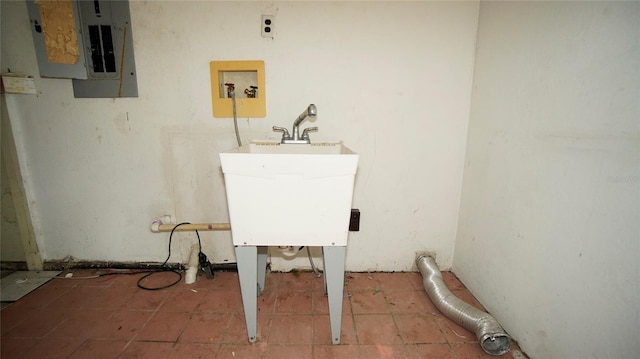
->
{"left": 273, "top": 104, "right": 318, "bottom": 144}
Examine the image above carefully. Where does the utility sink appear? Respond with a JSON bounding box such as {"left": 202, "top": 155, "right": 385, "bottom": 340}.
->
{"left": 219, "top": 141, "right": 358, "bottom": 247}
{"left": 219, "top": 140, "right": 358, "bottom": 345}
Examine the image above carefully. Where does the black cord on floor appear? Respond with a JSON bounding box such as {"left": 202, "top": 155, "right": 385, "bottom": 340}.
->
{"left": 54, "top": 223, "right": 204, "bottom": 290}
{"left": 136, "top": 270, "right": 182, "bottom": 290}
{"left": 135, "top": 222, "right": 198, "bottom": 290}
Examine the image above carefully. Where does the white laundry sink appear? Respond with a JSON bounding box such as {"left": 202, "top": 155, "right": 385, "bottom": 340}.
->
{"left": 220, "top": 140, "right": 358, "bottom": 345}
{"left": 219, "top": 141, "right": 358, "bottom": 247}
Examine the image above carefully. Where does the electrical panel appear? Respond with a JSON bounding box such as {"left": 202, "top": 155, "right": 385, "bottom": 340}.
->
{"left": 26, "top": 0, "right": 138, "bottom": 98}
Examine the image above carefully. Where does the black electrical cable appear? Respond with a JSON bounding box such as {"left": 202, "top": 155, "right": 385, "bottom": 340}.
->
{"left": 136, "top": 222, "right": 196, "bottom": 291}
{"left": 54, "top": 222, "right": 203, "bottom": 290}
{"left": 136, "top": 270, "right": 181, "bottom": 291}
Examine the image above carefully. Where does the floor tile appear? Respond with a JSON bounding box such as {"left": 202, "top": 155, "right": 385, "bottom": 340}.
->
{"left": 105, "top": 271, "right": 150, "bottom": 287}
{"left": 452, "top": 342, "right": 503, "bottom": 359}
{"left": 3, "top": 307, "right": 67, "bottom": 338}
{"left": 135, "top": 271, "right": 183, "bottom": 291}
{"left": 359, "top": 344, "right": 411, "bottom": 359}
{"left": 43, "top": 286, "right": 95, "bottom": 310}
{"left": 44, "top": 275, "right": 80, "bottom": 289}
{"left": 376, "top": 272, "right": 415, "bottom": 291}
{"left": 442, "top": 271, "right": 466, "bottom": 290}
{"left": 349, "top": 290, "right": 388, "bottom": 314}
{"left": 278, "top": 271, "right": 319, "bottom": 291}
{"left": 182, "top": 274, "right": 226, "bottom": 291}
{"left": 395, "top": 313, "right": 448, "bottom": 344}
{"left": 312, "top": 290, "right": 352, "bottom": 315}
{"left": 3, "top": 284, "right": 68, "bottom": 309}
{"left": 197, "top": 289, "right": 242, "bottom": 313}
{"left": 160, "top": 287, "right": 208, "bottom": 312}
{"left": 223, "top": 313, "right": 271, "bottom": 343}
{"left": 267, "top": 315, "right": 313, "bottom": 344}
{"left": 122, "top": 287, "right": 171, "bottom": 311}
{"left": 385, "top": 290, "right": 436, "bottom": 314}
{"left": 47, "top": 309, "right": 113, "bottom": 338}
{"left": 0, "top": 270, "right": 527, "bottom": 359}
{"left": 408, "top": 343, "right": 457, "bottom": 359}
{"left": 353, "top": 314, "right": 403, "bottom": 345}
{"left": 90, "top": 310, "right": 151, "bottom": 340}
{"left": 0, "top": 337, "right": 38, "bottom": 358}
{"left": 197, "top": 271, "right": 241, "bottom": 291}
{"left": 434, "top": 312, "right": 477, "bottom": 344}
{"left": 169, "top": 342, "right": 219, "bottom": 358}
{"left": 217, "top": 343, "right": 268, "bottom": 358}
{"left": 20, "top": 337, "right": 85, "bottom": 359}
{"left": 119, "top": 340, "right": 174, "bottom": 358}
{"left": 313, "top": 314, "right": 357, "bottom": 345}
{"left": 0, "top": 304, "right": 29, "bottom": 334}
{"left": 72, "top": 270, "right": 115, "bottom": 287}
{"left": 264, "top": 344, "right": 312, "bottom": 359}
{"left": 179, "top": 312, "right": 231, "bottom": 343}
{"left": 84, "top": 286, "right": 137, "bottom": 310}
{"left": 453, "top": 343, "right": 523, "bottom": 359}
{"left": 407, "top": 272, "right": 426, "bottom": 290}
{"left": 262, "top": 272, "right": 279, "bottom": 291}
{"left": 69, "top": 339, "right": 128, "bottom": 359}
{"left": 344, "top": 272, "right": 379, "bottom": 292}
{"left": 257, "top": 288, "right": 277, "bottom": 314}
{"left": 275, "top": 290, "right": 313, "bottom": 314}
{"left": 136, "top": 311, "right": 191, "bottom": 341}
{"left": 313, "top": 344, "right": 359, "bottom": 359}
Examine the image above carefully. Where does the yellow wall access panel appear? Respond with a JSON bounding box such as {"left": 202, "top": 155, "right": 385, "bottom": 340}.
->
{"left": 210, "top": 60, "right": 265, "bottom": 118}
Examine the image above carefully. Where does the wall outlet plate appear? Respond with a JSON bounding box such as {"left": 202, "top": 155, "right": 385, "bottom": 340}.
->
{"left": 261, "top": 15, "right": 274, "bottom": 38}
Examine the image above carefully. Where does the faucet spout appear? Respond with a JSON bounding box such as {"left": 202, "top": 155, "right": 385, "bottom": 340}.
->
{"left": 294, "top": 104, "right": 317, "bottom": 127}
{"left": 291, "top": 104, "right": 317, "bottom": 142}
{"left": 275, "top": 104, "right": 319, "bottom": 144}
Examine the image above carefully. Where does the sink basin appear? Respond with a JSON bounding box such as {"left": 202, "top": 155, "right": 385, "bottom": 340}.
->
{"left": 220, "top": 141, "right": 358, "bottom": 247}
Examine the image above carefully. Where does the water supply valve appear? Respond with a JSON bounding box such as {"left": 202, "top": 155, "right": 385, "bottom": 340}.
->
{"left": 224, "top": 82, "right": 235, "bottom": 98}
{"left": 244, "top": 86, "right": 258, "bottom": 98}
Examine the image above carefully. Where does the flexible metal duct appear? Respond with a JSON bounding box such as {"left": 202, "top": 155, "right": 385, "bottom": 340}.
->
{"left": 416, "top": 255, "right": 511, "bottom": 356}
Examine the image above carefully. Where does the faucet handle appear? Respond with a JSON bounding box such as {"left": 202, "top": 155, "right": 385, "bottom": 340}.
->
{"left": 272, "top": 126, "right": 291, "bottom": 141}
{"left": 301, "top": 126, "right": 318, "bottom": 140}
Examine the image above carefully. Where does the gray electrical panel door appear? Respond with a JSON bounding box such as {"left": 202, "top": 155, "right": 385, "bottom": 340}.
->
{"left": 26, "top": 0, "right": 88, "bottom": 79}
{"left": 26, "top": 0, "right": 138, "bottom": 98}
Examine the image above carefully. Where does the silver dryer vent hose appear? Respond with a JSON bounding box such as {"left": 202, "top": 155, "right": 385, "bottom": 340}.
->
{"left": 416, "top": 255, "right": 511, "bottom": 356}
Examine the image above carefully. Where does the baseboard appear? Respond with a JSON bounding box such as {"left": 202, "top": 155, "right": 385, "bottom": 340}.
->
{"left": 0, "top": 261, "right": 29, "bottom": 271}
{"left": 2, "top": 260, "right": 238, "bottom": 272}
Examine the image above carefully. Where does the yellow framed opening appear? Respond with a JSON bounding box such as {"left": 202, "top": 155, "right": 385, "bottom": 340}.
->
{"left": 210, "top": 60, "right": 265, "bottom": 118}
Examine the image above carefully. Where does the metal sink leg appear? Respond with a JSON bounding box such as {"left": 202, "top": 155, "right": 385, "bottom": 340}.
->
{"left": 323, "top": 246, "right": 346, "bottom": 345}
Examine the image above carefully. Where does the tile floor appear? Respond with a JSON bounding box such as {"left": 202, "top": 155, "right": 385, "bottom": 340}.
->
{"left": 1, "top": 269, "right": 526, "bottom": 358}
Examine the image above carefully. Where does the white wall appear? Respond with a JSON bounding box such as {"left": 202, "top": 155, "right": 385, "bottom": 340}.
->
{"left": 1, "top": 98, "right": 25, "bottom": 262}
{"left": 1, "top": 1, "right": 479, "bottom": 271}
{"left": 454, "top": 2, "right": 639, "bottom": 359}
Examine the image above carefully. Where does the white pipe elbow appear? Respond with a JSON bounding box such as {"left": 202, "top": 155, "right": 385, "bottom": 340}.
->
{"left": 150, "top": 215, "right": 176, "bottom": 233}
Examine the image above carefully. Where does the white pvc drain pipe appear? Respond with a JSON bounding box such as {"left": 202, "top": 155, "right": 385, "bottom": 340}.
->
{"left": 416, "top": 255, "right": 511, "bottom": 356}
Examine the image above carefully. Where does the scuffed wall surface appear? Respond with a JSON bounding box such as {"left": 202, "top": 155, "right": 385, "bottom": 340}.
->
{"left": 1, "top": 146, "right": 26, "bottom": 262}
{"left": 1, "top": 1, "right": 479, "bottom": 271}
{"left": 454, "top": 2, "right": 640, "bottom": 358}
